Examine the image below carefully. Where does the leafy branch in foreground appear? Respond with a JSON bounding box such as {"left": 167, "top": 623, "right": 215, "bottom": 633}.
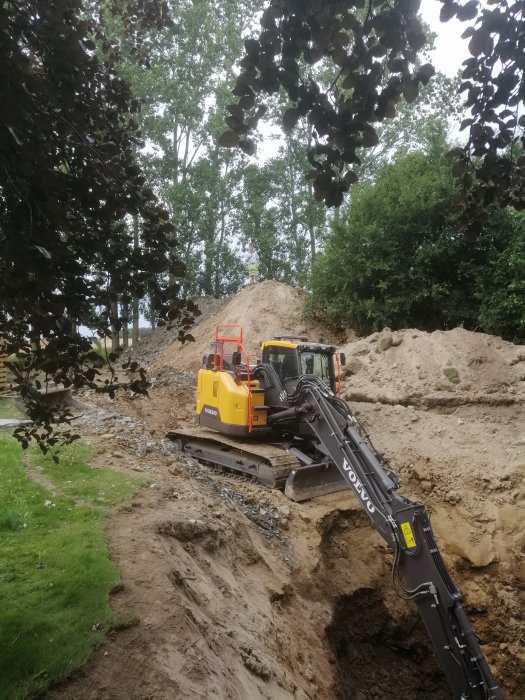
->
{"left": 0, "top": 0, "right": 196, "bottom": 454}
{"left": 220, "top": 0, "right": 525, "bottom": 227}
{"left": 220, "top": 0, "right": 434, "bottom": 206}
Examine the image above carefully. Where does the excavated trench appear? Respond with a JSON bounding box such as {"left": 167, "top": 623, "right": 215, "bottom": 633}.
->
{"left": 314, "top": 509, "right": 451, "bottom": 699}
{"left": 326, "top": 588, "right": 449, "bottom": 699}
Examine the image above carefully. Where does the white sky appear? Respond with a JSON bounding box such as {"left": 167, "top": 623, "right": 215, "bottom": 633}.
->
{"left": 420, "top": 1, "right": 468, "bottom": 78}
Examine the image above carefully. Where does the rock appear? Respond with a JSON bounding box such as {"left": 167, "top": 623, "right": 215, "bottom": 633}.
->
{"left": 137, "top": 440, "right": 149, "bottom": 457}
{"left": 379, "top": 333, "right": 393, "bottom": 352}
{"left": 240, "top": 647, "right": 271, "bottom": 681}
{"left": 277, "top": 505, "right": 290, "bottom": 518}
{"left": 391, "top": 335, "right": 403, "bottom": 347}
{"left": 445, "top": 490, "right": 461, "bottom": 504}
{"left": 421, "top": 480, "right": 432, "bottom": 492}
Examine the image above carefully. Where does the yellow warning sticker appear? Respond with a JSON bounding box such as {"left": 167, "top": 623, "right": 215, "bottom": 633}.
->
{"left": 401, "top": 522, "right": 417, "bottom": 549}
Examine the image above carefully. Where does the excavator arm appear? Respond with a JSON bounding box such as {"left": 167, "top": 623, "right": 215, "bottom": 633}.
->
{"left": 281, "top": 376, "right": 504, "bottom": 700}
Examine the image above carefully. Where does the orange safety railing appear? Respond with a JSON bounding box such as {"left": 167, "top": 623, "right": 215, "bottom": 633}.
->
{"left": 335, "top": 352, "right": 341, "bottom": 399}
{"left": 213, "top": 324, "right": 254, "bottom": 432}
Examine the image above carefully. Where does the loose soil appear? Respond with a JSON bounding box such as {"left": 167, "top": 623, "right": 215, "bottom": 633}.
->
{"left": 47, "top": 282, "right": 525, "bottom": 700}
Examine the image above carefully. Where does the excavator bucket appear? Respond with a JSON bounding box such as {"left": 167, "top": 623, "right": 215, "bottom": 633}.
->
{"left": 284, "top": 462, "right": 349, "bottom": 502}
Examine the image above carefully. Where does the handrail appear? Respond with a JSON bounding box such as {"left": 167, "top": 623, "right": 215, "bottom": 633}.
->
{"left": 335, "top": 352, "right": 341, "bottom": 398}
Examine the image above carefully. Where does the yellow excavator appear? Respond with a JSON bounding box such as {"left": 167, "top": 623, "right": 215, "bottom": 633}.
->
{"left": 168, "top": 323, "right": 349, "bottom": 500}
{"left": 167, "top": 324, "right": 503, "bottom": 700}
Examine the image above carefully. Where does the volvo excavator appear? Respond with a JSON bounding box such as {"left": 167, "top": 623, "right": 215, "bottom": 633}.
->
{"left": 167, "top": 325, "right": 504, "bottom": 700}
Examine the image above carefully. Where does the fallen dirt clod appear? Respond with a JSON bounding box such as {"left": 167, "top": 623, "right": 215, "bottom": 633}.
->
{"left": 47, "top": 282, "right": 525, "bottom": 700}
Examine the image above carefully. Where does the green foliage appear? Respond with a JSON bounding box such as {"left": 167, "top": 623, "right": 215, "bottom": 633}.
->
{"left": 103, "top": 0, "right": 265, "bottom": 298}
{"left": 1, "top": 0, "right": 196, "bottom": 452}
{"left": 477, "top": 219, "right": 525, "bottom": 343}
{"left": 310, "top": 139, "right": 525, "bottom": 341}
{"left": 443, "top": 367, "right": 460, "bottom": 383}
{"left": 0, "top": 437, "right": 144, "bottom": 699}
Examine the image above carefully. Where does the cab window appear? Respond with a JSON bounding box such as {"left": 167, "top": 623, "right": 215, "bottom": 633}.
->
{"left": 262, "top": 347, "right": 299, "bottom": 381}
{"left": 299, "top": 351, "right": 331, "bottom": 387}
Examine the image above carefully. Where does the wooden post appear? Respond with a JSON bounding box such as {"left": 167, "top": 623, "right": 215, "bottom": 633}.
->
{"left": 0, "top": 352, "right": 7, "bottom": 392}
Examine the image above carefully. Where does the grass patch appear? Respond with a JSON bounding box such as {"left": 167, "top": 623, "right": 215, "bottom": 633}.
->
{"left": 0, "top": 438, "right": 146, "bottom": 699}
{"left": 0, "top": 397, "right": 25, "bottom": 420}
{"left": 443, "top": 367, "right": 460, "bottom": 384}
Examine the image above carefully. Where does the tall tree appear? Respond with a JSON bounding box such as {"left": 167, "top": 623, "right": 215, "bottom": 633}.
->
{"left": 310, "top": 134, "right": 521, "bottom": 336}
{"left": 0, "top": 0, "right": 194, "bottom": 452}
{"left": 104, "top": 0, "right": 264, "bottom": 297}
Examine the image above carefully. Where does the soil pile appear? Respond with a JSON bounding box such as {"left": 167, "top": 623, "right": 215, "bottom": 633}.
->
{"left": 149, "top": 280, "right": 343, "bottom": 373}
{"left": 49, "top": 283, "right": 525, "bottom": 700}
{"left": 340, "top": 326, "right": 525, "bottom": 405}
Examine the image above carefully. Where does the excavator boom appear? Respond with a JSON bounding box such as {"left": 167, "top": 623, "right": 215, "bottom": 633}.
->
{"left": 280, "top": 376, "right": 504, "bottom": 700}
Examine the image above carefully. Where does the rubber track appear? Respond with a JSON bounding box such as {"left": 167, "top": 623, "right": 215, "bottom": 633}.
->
{"left": 166, "top": 427, "right": 300, "bottom": 490}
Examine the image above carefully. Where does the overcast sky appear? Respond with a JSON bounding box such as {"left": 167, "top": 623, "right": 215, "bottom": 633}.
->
{"left": 420, "top": 2, "right": 467, "bottom": 78}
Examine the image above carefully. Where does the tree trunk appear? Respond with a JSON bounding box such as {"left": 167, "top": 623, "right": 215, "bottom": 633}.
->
{"left": 308, "top": 182, "right": 317, "bottom": 262}
{"left": 110, "top": 299, "right": 119, "bottom": 351}
{"left": 132, "top": 214, "right": 140, "bottom": 346}
{"left": 122, "top": 300, "right": 129, "bottom": 349}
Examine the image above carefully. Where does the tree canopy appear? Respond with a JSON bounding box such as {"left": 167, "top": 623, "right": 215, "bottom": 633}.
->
{"left": 222, "top": 0, "right": 525, "bottom": 226}
{"left": 310, "top": 135, "right": 525, "bottom": 340}
{"left": 0, "top": 0, "right": 195, "bottom": 451}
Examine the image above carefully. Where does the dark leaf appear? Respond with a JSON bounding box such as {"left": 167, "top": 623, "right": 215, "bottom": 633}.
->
{"left": 457, "top": 0, "right": 479, "bottom": 22}
{"left": 239, "top": 138, "right": 256, "bottom": 156}
{"left": 402, "top": 79, "right": 419, "bottom": 104}
{"left": 452, "top": 160, "right": 468, "bottom": 177}
{"left": 416, "top": 63, "right": 435, "bottom": 85}
{"left": 238, "top": 94, "right": 255, "bottom": 110}
{"left": 440, "top": 2, "right": 458, "bottom": 22}
{"left": 283, "top": 107, "right": 299, "bottom": 131}
{"left": 217, "top": 130, "right": 239, "bottom": 148}
{"left": 244, "top": 39, "right": 260, "bottom": 56}
{"left": 468, "top": 28, "right": 493, "bottom": 57}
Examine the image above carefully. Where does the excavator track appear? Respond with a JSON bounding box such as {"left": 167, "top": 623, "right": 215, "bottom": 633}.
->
{"left": 166, "top": 427, "right": 301, "bottom": 490}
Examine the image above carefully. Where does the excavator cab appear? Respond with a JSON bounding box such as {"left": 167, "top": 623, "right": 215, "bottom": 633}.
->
{"left": 260, "top": 336, "right": 344, "bottom": 395}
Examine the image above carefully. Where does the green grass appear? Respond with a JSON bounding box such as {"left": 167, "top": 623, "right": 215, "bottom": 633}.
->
{"left": 443, "top": 366, "right": 460, "bottom": 384}
{"left": 0, "top": 438, "right": 146, "bottom": 700}
{"left": 0, "top": 397, "right": 25, "bottom": 420}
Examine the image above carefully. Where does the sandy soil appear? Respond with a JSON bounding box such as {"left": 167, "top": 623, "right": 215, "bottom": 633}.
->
{"left": 47, "top": 282, "right": 525, "bottom": 700}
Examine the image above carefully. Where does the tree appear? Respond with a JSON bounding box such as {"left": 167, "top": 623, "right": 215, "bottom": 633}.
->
{"left": 310, "top": 135, "right": 521, "bottom": 336}
{"left": 477, "top": 217, "right": 525, "bottom": 343}
{"left": 219, "top": 0, "right": 525, "bottom": 227}
{"left": 103, "top": 0, "right": 265, "bottom": 297}
{"left": 0, "top": 0, "right": 195, "bottom": 453}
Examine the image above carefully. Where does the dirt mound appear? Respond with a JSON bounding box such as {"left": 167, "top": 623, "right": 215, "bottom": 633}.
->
{"left": 150, "top": 281, "right": 344, "bottom": 373}
{"left": 133, "top": 295, "right": 231, "bottom": 367}
{"left": 340, "top": 326, "right": 525, "bottom": 405}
